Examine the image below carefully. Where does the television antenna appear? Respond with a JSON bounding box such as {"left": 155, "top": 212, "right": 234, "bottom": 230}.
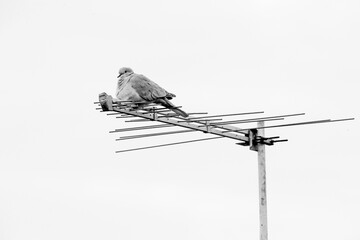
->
{"left": 96, "top": 92, "right": 354, "bottom": 240}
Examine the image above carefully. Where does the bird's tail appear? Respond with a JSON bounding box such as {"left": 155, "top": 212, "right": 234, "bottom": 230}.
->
{"left": 171, "top": 108, "right": 189, "bottom": 118}
{"left": 158, "top": 98, "right": 189, "bottom": 118}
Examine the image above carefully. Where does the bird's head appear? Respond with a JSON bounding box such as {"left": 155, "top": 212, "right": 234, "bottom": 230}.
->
{"left": 117, "top": 67, "right": 134, "bottom": 78}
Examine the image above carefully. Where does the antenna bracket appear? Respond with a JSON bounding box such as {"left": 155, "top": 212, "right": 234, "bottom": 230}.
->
{"left": 238, "top": 129, "right": 281, "bottom": 152}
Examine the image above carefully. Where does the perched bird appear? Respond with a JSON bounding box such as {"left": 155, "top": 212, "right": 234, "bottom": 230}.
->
{"left": 115, "top": 67, "right": 189, "bottom": 117}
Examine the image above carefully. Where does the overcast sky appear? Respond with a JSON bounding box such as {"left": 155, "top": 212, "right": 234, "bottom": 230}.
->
{"left": 0, "top": 0, "right": 359, "bottom": 239}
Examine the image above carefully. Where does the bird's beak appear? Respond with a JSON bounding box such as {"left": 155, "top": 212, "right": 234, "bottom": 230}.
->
{"left": 117, "top": 74, "right": 121, "bottom": 78}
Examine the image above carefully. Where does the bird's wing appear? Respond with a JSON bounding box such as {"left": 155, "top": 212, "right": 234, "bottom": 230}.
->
{"left": 129, "top": 74, "right": 170, "bottom": 101}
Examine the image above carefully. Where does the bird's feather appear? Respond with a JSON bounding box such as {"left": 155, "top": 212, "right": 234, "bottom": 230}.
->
{"left": 130, "top": 74, "right": 169, "bottom": 101}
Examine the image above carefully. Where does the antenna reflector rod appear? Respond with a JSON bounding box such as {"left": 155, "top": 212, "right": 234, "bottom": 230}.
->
{"left": 109, "top": 123, "right": 174, "bottom": 133}
{"left": 117, "top": 129, "right": 195, "bottom": 140}
{"left": 186, "top": 111, "right": 265, "bottom": 120}
{"left": 115, "top": 136, "right": 223, "bottom": 153}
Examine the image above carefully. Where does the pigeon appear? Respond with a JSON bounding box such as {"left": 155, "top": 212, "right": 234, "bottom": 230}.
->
{"left": 115, "top": 67, "right": 189, "bottom": 118}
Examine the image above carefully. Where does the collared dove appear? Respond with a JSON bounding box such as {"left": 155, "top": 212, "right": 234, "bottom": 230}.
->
{"left": 115, "top": 67, "right": 189, "bottom": 118}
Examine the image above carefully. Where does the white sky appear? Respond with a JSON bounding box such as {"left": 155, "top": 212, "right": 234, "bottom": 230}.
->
{"left": 0, "top": 0, "right": 359, "bottom": 239}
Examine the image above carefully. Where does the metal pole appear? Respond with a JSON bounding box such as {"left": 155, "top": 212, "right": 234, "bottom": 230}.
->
{"left": 257, "top": 121, "right": 268, "bottom": 240}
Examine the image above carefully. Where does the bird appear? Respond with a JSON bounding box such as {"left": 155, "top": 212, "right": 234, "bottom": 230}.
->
{"left": 115, "top": 67, "right": 189, "bottom": 118}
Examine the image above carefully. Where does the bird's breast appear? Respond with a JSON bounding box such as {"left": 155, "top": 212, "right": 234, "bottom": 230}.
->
{"left": 116, "top": 80, "right": 142, "bottom": 102}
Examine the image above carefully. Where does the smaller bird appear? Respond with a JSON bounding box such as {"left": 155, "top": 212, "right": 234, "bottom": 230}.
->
{"left": 115, "top": 67, "right": 189, "bottom": 117}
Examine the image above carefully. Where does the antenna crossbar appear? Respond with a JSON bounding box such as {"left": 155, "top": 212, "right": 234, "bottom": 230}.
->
{"left": 98, "top": 92, "right": 354, "bottom": 153}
